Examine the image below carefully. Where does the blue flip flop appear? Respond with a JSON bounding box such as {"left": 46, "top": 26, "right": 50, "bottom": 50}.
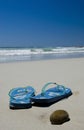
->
{"left": 31, "top": 82, "right": 72, "bottom": 104}
{"left": 8, "top": 86, "right": 35, "bottom": 109}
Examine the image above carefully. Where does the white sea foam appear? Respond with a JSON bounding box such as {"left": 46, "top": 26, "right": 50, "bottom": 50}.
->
{"left": 0, "top": 47, "right": 84, "bottom": 62}
{"left": 0, "top": 47, "right": 84, "bottom": 55}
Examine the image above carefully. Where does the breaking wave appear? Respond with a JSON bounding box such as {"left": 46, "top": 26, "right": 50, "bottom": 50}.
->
{"left": 0, "top": 47, "right": 84, "bottom": 63}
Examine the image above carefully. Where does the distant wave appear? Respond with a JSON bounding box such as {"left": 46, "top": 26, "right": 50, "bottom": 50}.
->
{"left": 0, "top": 47, "right": 84, "bottom": 55}
{"left": 0, "top": 47, "right": 84, "bottom": 63}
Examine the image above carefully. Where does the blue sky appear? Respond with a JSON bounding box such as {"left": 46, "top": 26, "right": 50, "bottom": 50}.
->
{"left": 0, "top": 0, "right": 84, "bottom": 47}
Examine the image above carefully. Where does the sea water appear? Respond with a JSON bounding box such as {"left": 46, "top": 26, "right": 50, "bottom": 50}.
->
{"left": 0, "top": 47, "right": 84, "bottom": 63}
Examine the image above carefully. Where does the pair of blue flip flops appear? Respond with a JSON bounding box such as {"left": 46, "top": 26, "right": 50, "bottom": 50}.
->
{"left": 9, "top": 82, "right": 72, "bottom": 109}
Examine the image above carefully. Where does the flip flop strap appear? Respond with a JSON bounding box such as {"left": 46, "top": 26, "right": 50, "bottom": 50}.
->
{"left": 41, "top": 82, "right": 57, "bottom": 95}
{"left": 41, "top": 82, "right": 66, "bottom": 95}
{"left": 56, "top": 85, "right": 66, "bottom": 93}
{"left": 8, "top": 86, "right": 35, "bottom": 98}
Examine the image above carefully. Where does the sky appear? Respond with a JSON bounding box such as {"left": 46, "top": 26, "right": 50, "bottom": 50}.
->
{"left": 0, "top": 0, "right": 84, "bottom": 47}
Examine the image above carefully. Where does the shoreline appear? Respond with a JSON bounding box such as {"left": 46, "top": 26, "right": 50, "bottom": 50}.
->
{"left": 0, "top": 57, "right": 84, "bottom": 130}
{"left": 0, "top": 56, "right": 84, "bottom": 64}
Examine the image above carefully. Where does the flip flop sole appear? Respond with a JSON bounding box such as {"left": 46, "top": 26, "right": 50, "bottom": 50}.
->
{"left": 9, "top": 103, "right": 32, "bottom": 109}
{"left": 31, "top": 89, "right": 72, "bottom": 104}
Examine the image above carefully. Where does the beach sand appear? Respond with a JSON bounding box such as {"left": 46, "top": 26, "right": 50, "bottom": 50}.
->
{"left": 0, "top": 58, "right": 84, "bottom": 130}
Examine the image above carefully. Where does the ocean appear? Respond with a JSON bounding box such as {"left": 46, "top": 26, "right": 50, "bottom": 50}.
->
{"left": 0, "top": 46, "right": 84, "bottom": 63}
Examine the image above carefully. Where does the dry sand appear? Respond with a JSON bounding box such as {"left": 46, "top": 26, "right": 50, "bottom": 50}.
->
{"left": 0, "top": 58, "right": 84, "bottom": 130}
